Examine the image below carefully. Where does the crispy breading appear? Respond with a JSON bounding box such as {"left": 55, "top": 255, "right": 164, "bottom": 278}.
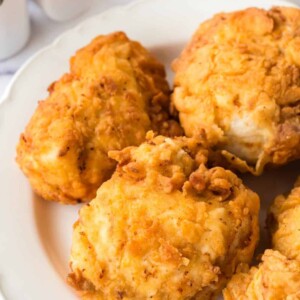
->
{"left": 223, "top": 250, "right": 300, "bottom": 300}
{"left": 172, "top": 7, "right": 300, "bottom": 174}
{"left": 224, "top": 177, "right": 300, "bottom": 299}
{"left": 16, "top": 32, "right": 182, "bottom": 204}
{"left": 67, "top": 134, "right": 259, "bottom": 299}
{"left": 270, "top": 178, "right": 300, "bottom": 261}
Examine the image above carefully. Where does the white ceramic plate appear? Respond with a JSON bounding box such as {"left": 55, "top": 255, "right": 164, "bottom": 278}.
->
{"left": 1, "top": 0, "right": 300, "bottom": 299}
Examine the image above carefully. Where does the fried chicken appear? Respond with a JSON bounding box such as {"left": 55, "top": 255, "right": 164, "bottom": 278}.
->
{"left": 16, "top": 32, "right": 182, "bottom": 204}
{"left": 223, "top": 177, "right": 300, "bottom": 299}
{"left": 172, "top": 7, "right": 300, "bottom": 174}
{"left": 67, "top": 133, "right": 259, "bottom": 300}
{"left": 223, "top": 250, "right": 300, "bottom": 300}
{"left": 270, "top": 177, "right": 300, "bottom": 262}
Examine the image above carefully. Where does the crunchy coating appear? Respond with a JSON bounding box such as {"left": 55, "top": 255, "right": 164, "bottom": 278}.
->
{"left": 224, "top": 177, "right": 300, "bottom": 299}
{"left": 270, "top": 178, "right": 300, "bottom": 261}
{"left": 16, "top": 32, "right": 182, "bottom": 204}
{"left": 223, "top": 250, "right": 300, "bottom": 300}
{"left": 172, "top": 7, "right": 300, "bottom": 174}
{"left": 68, "top": 133, "right": 259, "bottom": 300}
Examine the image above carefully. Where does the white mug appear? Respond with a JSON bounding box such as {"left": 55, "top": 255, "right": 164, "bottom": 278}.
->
{"left": 0, "top": 0, "right": 30, "bottom": 60}
{"left": 34, "top": 0, "right": 93, "bottom": 22}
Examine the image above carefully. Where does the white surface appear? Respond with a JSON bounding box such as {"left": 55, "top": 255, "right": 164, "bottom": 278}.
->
{"left": 0, "top": 0, "right": 30, "bottom": 60}
{"left": 0, "top": 0, "right": 300, "bottom": 299}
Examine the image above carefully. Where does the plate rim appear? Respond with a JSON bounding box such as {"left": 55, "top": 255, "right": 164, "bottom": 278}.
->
{"left": 0, "top": 0, "right": 149, "bottom": 108}
{"left": 0, "top": 0, "right": 299, "bottom": 299}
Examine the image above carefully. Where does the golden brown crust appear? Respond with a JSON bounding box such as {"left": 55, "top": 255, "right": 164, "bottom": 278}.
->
{"left": 224, "top": 176, "right": 300, "bottom": 299}
{"left": 68, "top": 135, "right": 259, "bottom": 299}
{"left": 16, "top": 32, "right": 182, "bottom": 204}
{"left": 223, "top": 250, "right": 300, "bottom": 300}
{"left": 172, "top": 7, "right": 300, "bottom": 174}
{"left": 270, "top": 177, "right": 300, "bottom": 261}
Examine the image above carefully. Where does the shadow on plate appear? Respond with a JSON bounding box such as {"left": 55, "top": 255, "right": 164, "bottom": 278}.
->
{"left": 148, "top": 41, "right": 187, "bottom": 83}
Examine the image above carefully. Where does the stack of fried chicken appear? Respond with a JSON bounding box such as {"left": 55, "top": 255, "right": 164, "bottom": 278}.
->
{"left": 16, "top": 6, "right": 300, "bottom": 300}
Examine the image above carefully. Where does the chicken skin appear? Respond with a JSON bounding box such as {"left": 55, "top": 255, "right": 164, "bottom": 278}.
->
{"left": 223, "top": 250, "right": 300, "bottom": 300}
{"left": 172, "top": 7, "right": 300, "bottom": 174}
{"left": 16, "top": 32, "right": 181, "bottom": 204}
{"left": 67, "top": 133, "right": 259, "bottom": 300}
{"left": 223, "top": 177, "right": 300, "bottom": 299}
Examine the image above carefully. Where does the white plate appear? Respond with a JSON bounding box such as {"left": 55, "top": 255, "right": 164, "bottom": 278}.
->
{"left": 0, "top": 0, "right": 299, "bottom": 299}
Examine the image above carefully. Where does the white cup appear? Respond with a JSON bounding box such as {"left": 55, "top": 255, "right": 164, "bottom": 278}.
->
{"left": 34, "top": 0, "right": 93, "bottom": 22}
{"left": 0, "top": 0, "right": 30, "bottom": 60}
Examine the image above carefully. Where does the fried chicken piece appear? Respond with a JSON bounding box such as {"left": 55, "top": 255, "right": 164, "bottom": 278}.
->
{"left": 224, "top": 177, "right": 300, "bottom": 299}
{"left": 67, "top": 133, "right": 259, "bottom": 300}
{"left": 172, "top": 7, "right": 300, "bottom": 174}
{"left": 16, "top": 32, "right": 182, "bottom": 204}
{"left": 270, "top": 177, "right": 300, "bottom": 261}
{"left": 223, "top": 250, "right": 300, "bottom": 300}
